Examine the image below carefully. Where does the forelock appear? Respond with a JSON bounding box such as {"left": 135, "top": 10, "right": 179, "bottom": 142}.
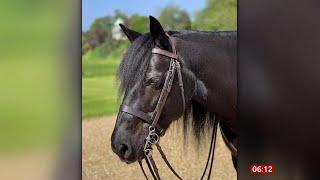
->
{"left": 117, "top": 33, "right": 154, "bottom": 95}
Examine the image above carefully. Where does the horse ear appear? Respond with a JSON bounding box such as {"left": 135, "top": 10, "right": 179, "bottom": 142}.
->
{"left": 119, "top": 24, "right": 141, "bottom": 42}
{"left": 149, "top": 16, "right": 171, "bottom": 50}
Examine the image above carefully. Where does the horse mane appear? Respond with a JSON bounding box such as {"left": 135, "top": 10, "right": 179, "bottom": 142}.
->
{"left": 117, "top": 33, "right": 154, "bottom": 95}
{"left": 117, "top": 32, "right": 215, "bottom": 143}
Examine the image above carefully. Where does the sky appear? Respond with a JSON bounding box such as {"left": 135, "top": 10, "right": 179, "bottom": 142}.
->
{"left": 82, "top": 0, "right": 206, "bottom": 31}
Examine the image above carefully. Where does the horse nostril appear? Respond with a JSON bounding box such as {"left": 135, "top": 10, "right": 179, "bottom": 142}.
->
{"left": 118, "top": 144, "right": 128, "bottom": 157}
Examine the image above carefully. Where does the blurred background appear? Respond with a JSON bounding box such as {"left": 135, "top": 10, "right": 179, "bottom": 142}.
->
{"left": 0, "top": 0, "right": 80, "bottom": 179}
{"left": 82, "top": 0, "right": 237, "bottom": 179}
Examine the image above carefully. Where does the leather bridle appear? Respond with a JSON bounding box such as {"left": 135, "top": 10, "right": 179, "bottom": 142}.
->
{"left": 119, "top": 34, "right": 220, "bottom": 179}
{"left": 119, "top": 34, "right": 184, "bottom": 136}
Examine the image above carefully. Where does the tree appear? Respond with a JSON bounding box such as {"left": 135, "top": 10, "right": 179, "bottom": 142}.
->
{"left": 159, "top": 5, "right": 191, "bottom": 31}
{"left": 129, "top": 14, "right": 149, "bottom": 33}
{"left": 82, "top": 10, "right": 128, "bottom": 54}
{"left": 85, "top": 16, "right": 113, "bottom": 50}
{"left": 193, "top": 0, "right": 237, "bottom": 31}
{"left": 82, "top": 32, "right": 90, "bottom": 54}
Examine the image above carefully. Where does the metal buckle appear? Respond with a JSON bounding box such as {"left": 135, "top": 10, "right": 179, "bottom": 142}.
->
{"left": 144, "top": 126, "right": 160, "bottom": 157}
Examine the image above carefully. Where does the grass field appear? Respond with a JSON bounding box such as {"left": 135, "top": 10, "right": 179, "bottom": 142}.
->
{"left": 82, "top": 76, "right": 119, "bottom": 118}
{"left": 82, "top": 43, "right": 128, "bottom": 119}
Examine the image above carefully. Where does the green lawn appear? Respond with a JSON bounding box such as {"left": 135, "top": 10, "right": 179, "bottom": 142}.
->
{"left": 82, "top": 76, "right": 120, "bottom": 118}
{"left": 82, "top": 57, "right": 120, "bottom": 78}
{"left": 82, "top": 45, "right": 126, "bottom": 119}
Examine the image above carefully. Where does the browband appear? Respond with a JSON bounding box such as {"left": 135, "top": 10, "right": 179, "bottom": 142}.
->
{"left": 152, "top": 48, "right": 178, "bottom": 59}
{"left": 152, "top": 33, "right": 178, "bottom": 60}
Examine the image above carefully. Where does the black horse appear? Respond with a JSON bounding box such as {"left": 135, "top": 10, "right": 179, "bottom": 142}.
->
{"left": 111, "top": 16, "right": 237, "bottom": 173}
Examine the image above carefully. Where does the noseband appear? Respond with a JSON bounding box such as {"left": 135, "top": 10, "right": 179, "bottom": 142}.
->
{"left": 119, "top": 34, "right": 219, "bottom": 180}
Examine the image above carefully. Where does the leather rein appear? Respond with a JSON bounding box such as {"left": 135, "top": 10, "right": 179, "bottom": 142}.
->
{"left": 119, "top": 34, "right": 220, "bottom": 179}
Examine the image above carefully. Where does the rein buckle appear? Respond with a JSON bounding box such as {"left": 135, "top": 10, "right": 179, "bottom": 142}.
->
{"left": 144, "top": 126, "right": 160, "bottom": 157}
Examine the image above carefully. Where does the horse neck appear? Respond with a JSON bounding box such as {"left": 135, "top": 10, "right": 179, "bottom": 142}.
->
{"left": 175, "top": 32, "right": 237, "bottom": 127}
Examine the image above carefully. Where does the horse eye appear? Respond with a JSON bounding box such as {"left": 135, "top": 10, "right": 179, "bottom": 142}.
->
{"left": 144, "top": 77, "right": 157, "bottom": 86}
{"left": 144, "top": 77, "right": 162, "bottom": 89}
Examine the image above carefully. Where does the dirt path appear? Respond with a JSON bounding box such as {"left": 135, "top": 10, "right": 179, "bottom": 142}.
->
{"left": 82, "top": 116, "right": 236, "bottom": 180}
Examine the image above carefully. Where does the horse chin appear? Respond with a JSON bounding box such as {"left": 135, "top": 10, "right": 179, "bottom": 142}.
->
{"left": 122, "top": 155, "right": 144, "bottom": 164}
{"left": 120, "top": 158, "right": 135, "bottom": 164}
{"left": 137, "top": 153, "right": 145, "bottom": 162}
{"left": 120, "top": 146, "right": 145, "bottom": 164}
{"left": 119, "top": 152, "right": 139, "bottom": 164}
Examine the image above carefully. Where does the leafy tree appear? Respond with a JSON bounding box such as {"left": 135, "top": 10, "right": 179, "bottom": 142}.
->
{"left": 193, "top": 0, "right": 237, "bottom": 31}
{"left": 82, "top": 32, "right": 90, "bottom": 54}
{"left": 129, "top": 14, "right": 149, "bottom": 33}
{"left": 83, "top": 16, "right": 112, "bottom": 52}
{"left": 82, "top": 10, "right": 129, "bottom": 55}
{"left": 159, "top": 5, "right": 191, "bottom": 30}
